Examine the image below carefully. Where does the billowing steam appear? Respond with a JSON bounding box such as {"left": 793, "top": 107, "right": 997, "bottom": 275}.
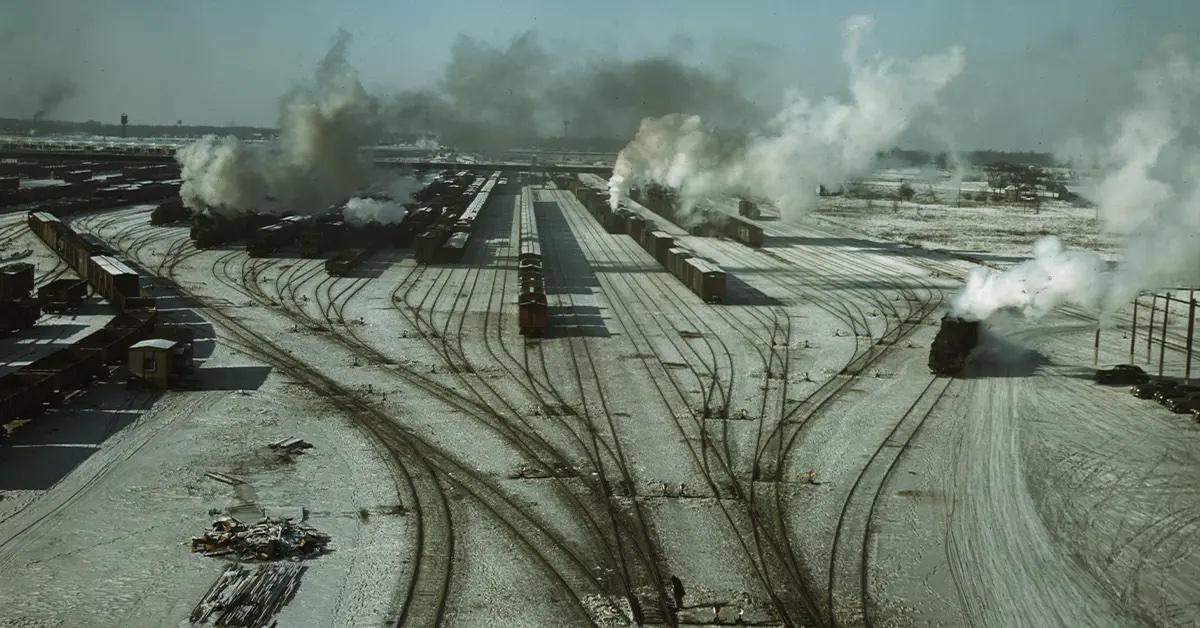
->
{"left": 31, "top": 77, "right": 78, "bottom": 121}
{"left": 950, "top": 42, "right": 1200, "bottom": 321}
{"left": 950, "top": 237, "right": 1108, "bottom": 320}
{"left": 343, "top": 197, "right": 408, "bottom": 227}
{"left": 608, "top": 15, "right": 965, "bottom": 221}
{"left": 177, "top": 30, "right": 381, "bottom": 216}
{"left": 383, "top": 31, "right": 762, "bottom": 149}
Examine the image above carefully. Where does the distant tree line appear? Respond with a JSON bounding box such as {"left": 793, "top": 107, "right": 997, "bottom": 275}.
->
{"left": 880, "top": 147, "right": 1060, "bottom": 168}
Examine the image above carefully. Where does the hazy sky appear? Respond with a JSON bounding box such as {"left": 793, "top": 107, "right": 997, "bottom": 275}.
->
{"left": 2, "top": 0, "right": 1197, "bottom": 151}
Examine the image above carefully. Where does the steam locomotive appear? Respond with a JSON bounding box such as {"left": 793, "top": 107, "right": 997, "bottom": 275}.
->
{"left": 928, "top": 315, "right": 980, "bottom": 375}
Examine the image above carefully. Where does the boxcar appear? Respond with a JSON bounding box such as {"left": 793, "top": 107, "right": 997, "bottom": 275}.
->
{"left": 89, "top": 255, "right": 139, "bottom": 301}
{"left": 648, "top": 231, "right": 675, "bottom": 266}
{"left": 690, "top": 260, "right": 726, "bottom": 303}
{"left": 666, "top": 247, "right": 692, "bottom": 280}
{"left": 728, "top": 218, "right": 764, "bottom": 248}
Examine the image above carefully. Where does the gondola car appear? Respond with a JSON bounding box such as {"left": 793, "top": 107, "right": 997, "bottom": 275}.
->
{"left": 38, "top": 278, "right": 88, "bottom": 313}
{"left": 928, "top": 315, "right": 981, "bottom": 375}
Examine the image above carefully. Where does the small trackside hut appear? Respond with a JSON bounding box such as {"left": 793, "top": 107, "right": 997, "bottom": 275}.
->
{"left": 127, "top": 338, "right": 194, "bottom": 389}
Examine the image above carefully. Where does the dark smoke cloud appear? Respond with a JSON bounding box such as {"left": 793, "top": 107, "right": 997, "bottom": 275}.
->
{"left": 0, "top": 3, "right": 91, "bottom": 121}
{"left": 32, "top": 77, "right": 79, "bottom": 120}
{"left": 384, "top": 31, "right": 766, "bottom": 149}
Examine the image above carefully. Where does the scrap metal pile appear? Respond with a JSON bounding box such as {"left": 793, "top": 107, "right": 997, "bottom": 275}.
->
{"left": 191, "top": 516, "right": 331, "bottom": 560}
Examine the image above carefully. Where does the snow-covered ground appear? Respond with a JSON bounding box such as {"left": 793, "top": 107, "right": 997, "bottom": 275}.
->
{"left": 1, "top": 168, "right": 1198, "bottom": 627}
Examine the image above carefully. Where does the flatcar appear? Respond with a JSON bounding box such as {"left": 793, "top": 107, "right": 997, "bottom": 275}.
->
{"left": 928, "top": 315, "right": 981, "bottom": 375}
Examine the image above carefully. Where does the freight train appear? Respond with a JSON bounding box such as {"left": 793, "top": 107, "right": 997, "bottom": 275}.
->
{"left": 630, "top": 184, "right": 764, "bottom": 248}
{"left": 517, "top": 188, "right": 548, "bottom": 336}
{"left": 27, "top": 212, "right": 155, "bottom": 312}
{"left": 929, "top": 315, "right": 981, "bottom": 375}
{"left": 414, "top": 171, "right": 501, "bottom": 264}
{"left": 3, "top": 212, "right": 166, "bottom": 426}
{"left": 570, "top": 176, "right": 727, "bottom": 303}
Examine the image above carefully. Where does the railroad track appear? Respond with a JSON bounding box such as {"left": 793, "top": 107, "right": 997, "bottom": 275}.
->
{"left": 77, "top": 214, "right": 609, "bottom": 624}
{"left": 553, "top": 186, "right": 818, "bottom": 624}
{"left": 827, "top": 376, "right": 954, "bottom": 627}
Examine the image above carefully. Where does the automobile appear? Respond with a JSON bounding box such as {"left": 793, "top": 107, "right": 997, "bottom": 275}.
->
{"left": 1131, "top": 380, "right": 1172, "bottom": 399}
{"left": 1095, "top": 364, "right": 1148, "bottom": 385}
{"left": 1165, "top": 393, "right": 1200, "bottom": 414}
{"left": 1154, "top": 383, "right": 1200, "bottom": 404}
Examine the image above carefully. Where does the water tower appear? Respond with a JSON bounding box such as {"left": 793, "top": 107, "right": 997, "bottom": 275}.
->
{"left": 120, "top": 113, "right": 128, "bottom": 137}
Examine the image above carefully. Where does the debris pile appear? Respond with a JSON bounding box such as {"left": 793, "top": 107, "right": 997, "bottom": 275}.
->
{"left": 190, "top": 563, "right": 306, "bottom": 627}
{"left": 191, "top": 516, "right": 331, "bottom": 560}
{"left": 268, "top": 437, "right": 314, "bottom": 459}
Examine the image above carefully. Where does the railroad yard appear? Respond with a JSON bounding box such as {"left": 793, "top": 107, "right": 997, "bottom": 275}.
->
{"left": 4, "top": 4, "right": 1200, "bottom": 626}
{"left": 0, "top": 151, "right": 1197, "bottom": 628}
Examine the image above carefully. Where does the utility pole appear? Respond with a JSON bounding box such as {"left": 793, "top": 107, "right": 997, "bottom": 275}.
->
{"left": 1159, "top": 293, "right": 1171, "bottom": 377}
{"left": 1147, "top": 295, "right": 1157, "bottom": 365}
{"left": 1130, "top": 297, "right": 1139, "bottom": 364}
{"left": 1187, "top": 292, "right": 1196, "bottom": 383}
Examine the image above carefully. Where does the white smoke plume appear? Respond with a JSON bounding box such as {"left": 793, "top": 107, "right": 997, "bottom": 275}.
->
{"left": 343, "top": 197, "right": 408, "bottom": 227}
{"left": 177, "top": 30, "right": 382, "bottom": 217}
{"left": 950, "top": 237, "right": 1108, "bottom": 320}
{"left": 951, "top": 41, "right": 1200, "bottom": 321}
{"left": 608, "top": 15, "right": 965, "bottom": 221}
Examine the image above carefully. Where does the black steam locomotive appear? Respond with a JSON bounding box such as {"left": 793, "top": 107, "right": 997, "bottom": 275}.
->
{"left": 929, "top": 315, "right": 981, "bottom": 375}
